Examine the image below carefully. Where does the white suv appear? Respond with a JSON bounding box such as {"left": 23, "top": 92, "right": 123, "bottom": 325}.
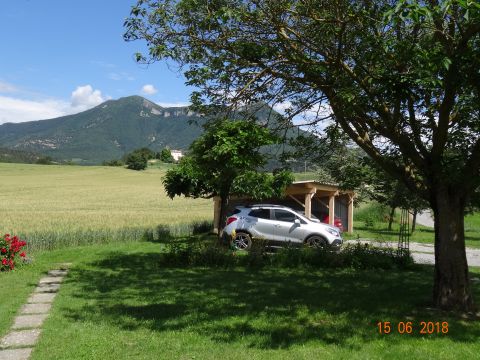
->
{"left": 222, "top": 204, "right": 343, "bottom": 250}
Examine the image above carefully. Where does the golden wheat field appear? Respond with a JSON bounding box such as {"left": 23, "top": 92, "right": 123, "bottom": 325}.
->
{"left": 0, "top": 163, "right": 212, "bottom": 249}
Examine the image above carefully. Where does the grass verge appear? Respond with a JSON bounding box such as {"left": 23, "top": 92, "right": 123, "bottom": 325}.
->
{"left": 345, "top": 203, "right": 480, "bottom": 249}
{"left": 2, "top": 241, "right": 478, "bottom": 359}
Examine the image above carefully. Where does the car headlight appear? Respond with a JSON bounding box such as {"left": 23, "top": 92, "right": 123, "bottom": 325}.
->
{"left": 326, "top": 227, "right": 339, "bottom": 237}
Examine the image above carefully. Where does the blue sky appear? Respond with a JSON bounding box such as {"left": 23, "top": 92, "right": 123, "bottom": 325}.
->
{"left": 0, "top": 0, "right": 192, "bottom": 124}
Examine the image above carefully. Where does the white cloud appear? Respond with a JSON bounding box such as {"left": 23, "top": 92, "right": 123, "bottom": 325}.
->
{"left": 0, "top": 81, "right": 19, "bottom": 93}
{"left": 273, "top": 101, "right": 293, "bottom": 114}
{"left": 141, "top": 84, "right": 158, "bottom": 95}
{"left": 0, "top": 96, "right": 69, "bottom": 124}
{"left": 0, "top": 84, "right": 109, "bottom": 124}
{"left": 71, "top": 85, "right": 108, "bottom": 111}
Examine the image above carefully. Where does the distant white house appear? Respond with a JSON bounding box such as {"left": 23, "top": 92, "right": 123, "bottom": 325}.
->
{"left": 170, "top": 150, "right": 184, "bottom": 162}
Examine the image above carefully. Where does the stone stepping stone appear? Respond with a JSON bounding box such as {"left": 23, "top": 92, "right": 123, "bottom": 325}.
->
{"left": 38, "top": 277, "right": 63, "bottom": 285}
{"left": 0, "top": 329, "right": 40, "bottom": 348}
{"left": 12, "top": 315, "right": 48, "bottom": 330}
{"left": 27, "top": 293, "right": 56, "bottom": 304}
{"left": 0, "top": 348, "right": 32, "bottom": 360}
{"left": 47, "top": 270, "right": 67, "bottom": 277}
{"left": 20, "top": 303, "right": 51, "bottom": 315}
{"left": 34, "top": 283, "right": 60, "bottom": 293}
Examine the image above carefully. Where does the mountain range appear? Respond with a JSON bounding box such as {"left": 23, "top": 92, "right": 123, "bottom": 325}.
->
{"left": 0, "top": 95, "right": 298, "bottom": 165}
{"left": 0, "top": 96, "right": 209, "bottom": 164}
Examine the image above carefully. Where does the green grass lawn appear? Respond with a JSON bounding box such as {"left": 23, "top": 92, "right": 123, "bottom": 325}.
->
{"left": 2, "top": 241, "right": 479, "bottom": 359}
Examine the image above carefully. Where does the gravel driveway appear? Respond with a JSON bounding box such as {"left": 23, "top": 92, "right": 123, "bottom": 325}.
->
{"left": 345, "top": 240, "right": 480, "bottom": 267}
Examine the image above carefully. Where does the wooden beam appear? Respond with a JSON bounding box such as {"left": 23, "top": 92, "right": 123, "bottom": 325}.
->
{"left": 288, "top": 195, "right": 305, "bottom": 208}
{"left": 347, "top": 194, "right": 354, "bottom": 233}
{"left": 328, "top": 195, "right": 335, "bottom": 226}
{"left": 305, "top": 192, "right": 312, "bottom": 218}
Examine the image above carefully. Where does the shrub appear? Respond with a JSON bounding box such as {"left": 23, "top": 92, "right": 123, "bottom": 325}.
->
{"left": 192, "top": 220, "right": 213, "bottom": 235}
{"left": 0, "top": 234, "right": 27, "bottom": 271}
{"left": 158, "top": 235, "right": 414, "bottom": 271}
{"left": 245, "top": 238, "right": 269, "bottom": 268}
{"left": 161, "top": 240, "right": 236, "bottom": 267}
{"left": 261, "top": 242, "right": 413, "bottom": 270}
{"left": 156, "top": 225, "right": 173, "bottom": 242}
{"left": 125, "top": 152, "right": 148, "bottom": 170}
{"left": 158, "top": 148, "right": 174, "bottom": 163}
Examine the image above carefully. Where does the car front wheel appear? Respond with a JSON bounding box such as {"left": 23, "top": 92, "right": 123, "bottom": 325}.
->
{"left": 305, "top": 235, "right": 328, "bottom": 249}
{"left": 232, "top": 232, "right": 252, "bottom": 251}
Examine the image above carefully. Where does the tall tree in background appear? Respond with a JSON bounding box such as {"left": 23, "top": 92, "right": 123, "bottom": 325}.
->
{"left": 163, "top": 119, "right": 293, "bottom": 231}
{"left": 125, "top": 1, "right": 480, "bottom": 311}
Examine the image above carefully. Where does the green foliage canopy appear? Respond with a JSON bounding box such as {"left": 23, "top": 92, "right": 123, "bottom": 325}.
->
{"left": 125, "top": 151, "right": 148, "bottom": 170}
{"left": 159, "top": 148, "right": 174, "bottom": 163}
{"left": 163, "top": 119, "right": 293, "bottom": 202}
{"left": 126, "top": 0, "right": 480, "bottom": 311}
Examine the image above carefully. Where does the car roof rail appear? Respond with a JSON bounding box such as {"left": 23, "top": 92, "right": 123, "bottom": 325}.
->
{"left": 250, "top": 204, "right": 284, "bottom": 207}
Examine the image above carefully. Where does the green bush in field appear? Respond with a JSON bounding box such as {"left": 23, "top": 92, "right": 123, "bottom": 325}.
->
{"left": 158, "top": 148, "right": 174, "bottom": 163}
{"left": 125, "top": 152, "right": 148, "bottom": 170}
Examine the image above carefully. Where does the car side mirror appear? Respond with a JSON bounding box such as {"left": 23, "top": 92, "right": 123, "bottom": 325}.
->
{"left": 294, "top": 219, "right": 301, "bottom": 225}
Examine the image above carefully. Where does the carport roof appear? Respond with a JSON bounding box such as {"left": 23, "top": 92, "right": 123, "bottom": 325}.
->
{"left": 286, "top": 180, "right": 353, "bottom": 196}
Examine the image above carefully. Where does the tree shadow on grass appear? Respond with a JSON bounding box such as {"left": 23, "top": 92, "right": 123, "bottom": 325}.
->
{"left": 61, "top": 252, "right": 480, "bottom": 350}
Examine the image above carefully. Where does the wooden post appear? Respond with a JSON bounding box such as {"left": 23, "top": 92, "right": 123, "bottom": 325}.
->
{"left": 305, "top": 192, "right": 312, "bottom": 218}
{"left": 347, "top": 194, "right": 354, "bottom": 233}
{"left": 213, "top": 196, "right": 221, "bottom": 234}
{"left": 328, "top": 194, "right": 335, "bottom": 226}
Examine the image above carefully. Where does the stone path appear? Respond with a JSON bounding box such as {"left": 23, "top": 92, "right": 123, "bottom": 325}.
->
{"left": 0, "top": 265, "right": 70, "bottom": 360}
{"left": 416, "top": 210, "right": 435, "bottom": 228}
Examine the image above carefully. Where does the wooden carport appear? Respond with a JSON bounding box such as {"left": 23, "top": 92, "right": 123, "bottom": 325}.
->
{"left": 213, "top": 180, "right": 354, "bottom": 233}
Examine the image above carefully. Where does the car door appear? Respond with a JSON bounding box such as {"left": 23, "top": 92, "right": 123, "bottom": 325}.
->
{"left": 245, "top": 208, "right": 276, "bottom": 241}
{"left": 272, "top": 209, "right": 306, "bottom": 245}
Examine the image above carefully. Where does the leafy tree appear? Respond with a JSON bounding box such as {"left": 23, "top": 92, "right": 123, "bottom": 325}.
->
{"left": 133, "top": 147, "right": 156, "bottom": 160}
{"left": 158, "top": 148, "right": 174, "bottom": 163}
{"left": 125, "top": 0, "right": 480, "bottom": 311}
{"left": 335, "top": 152, "right": 428, "bottom": 231}
{"left": 125, "top": 151, "right": 148, "bottom": 170}
{"left": 163, "top": 119, "right": 294, "bottom": 231}
{"left": 123, "top": 147, "right": 156, "bottom": 170}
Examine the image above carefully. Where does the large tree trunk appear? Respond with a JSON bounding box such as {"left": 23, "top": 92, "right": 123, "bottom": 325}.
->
{"left": 217, "top": 195, "right": 229, "bottom": 239}
{"left": 388, "top": 206, "right": 396, "bottom": 231}
{"left": 432, "top": 188, "right": 474, "bottom": 312}
{"left": 411, "top": 209, "right": 417, "bottom": 233}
